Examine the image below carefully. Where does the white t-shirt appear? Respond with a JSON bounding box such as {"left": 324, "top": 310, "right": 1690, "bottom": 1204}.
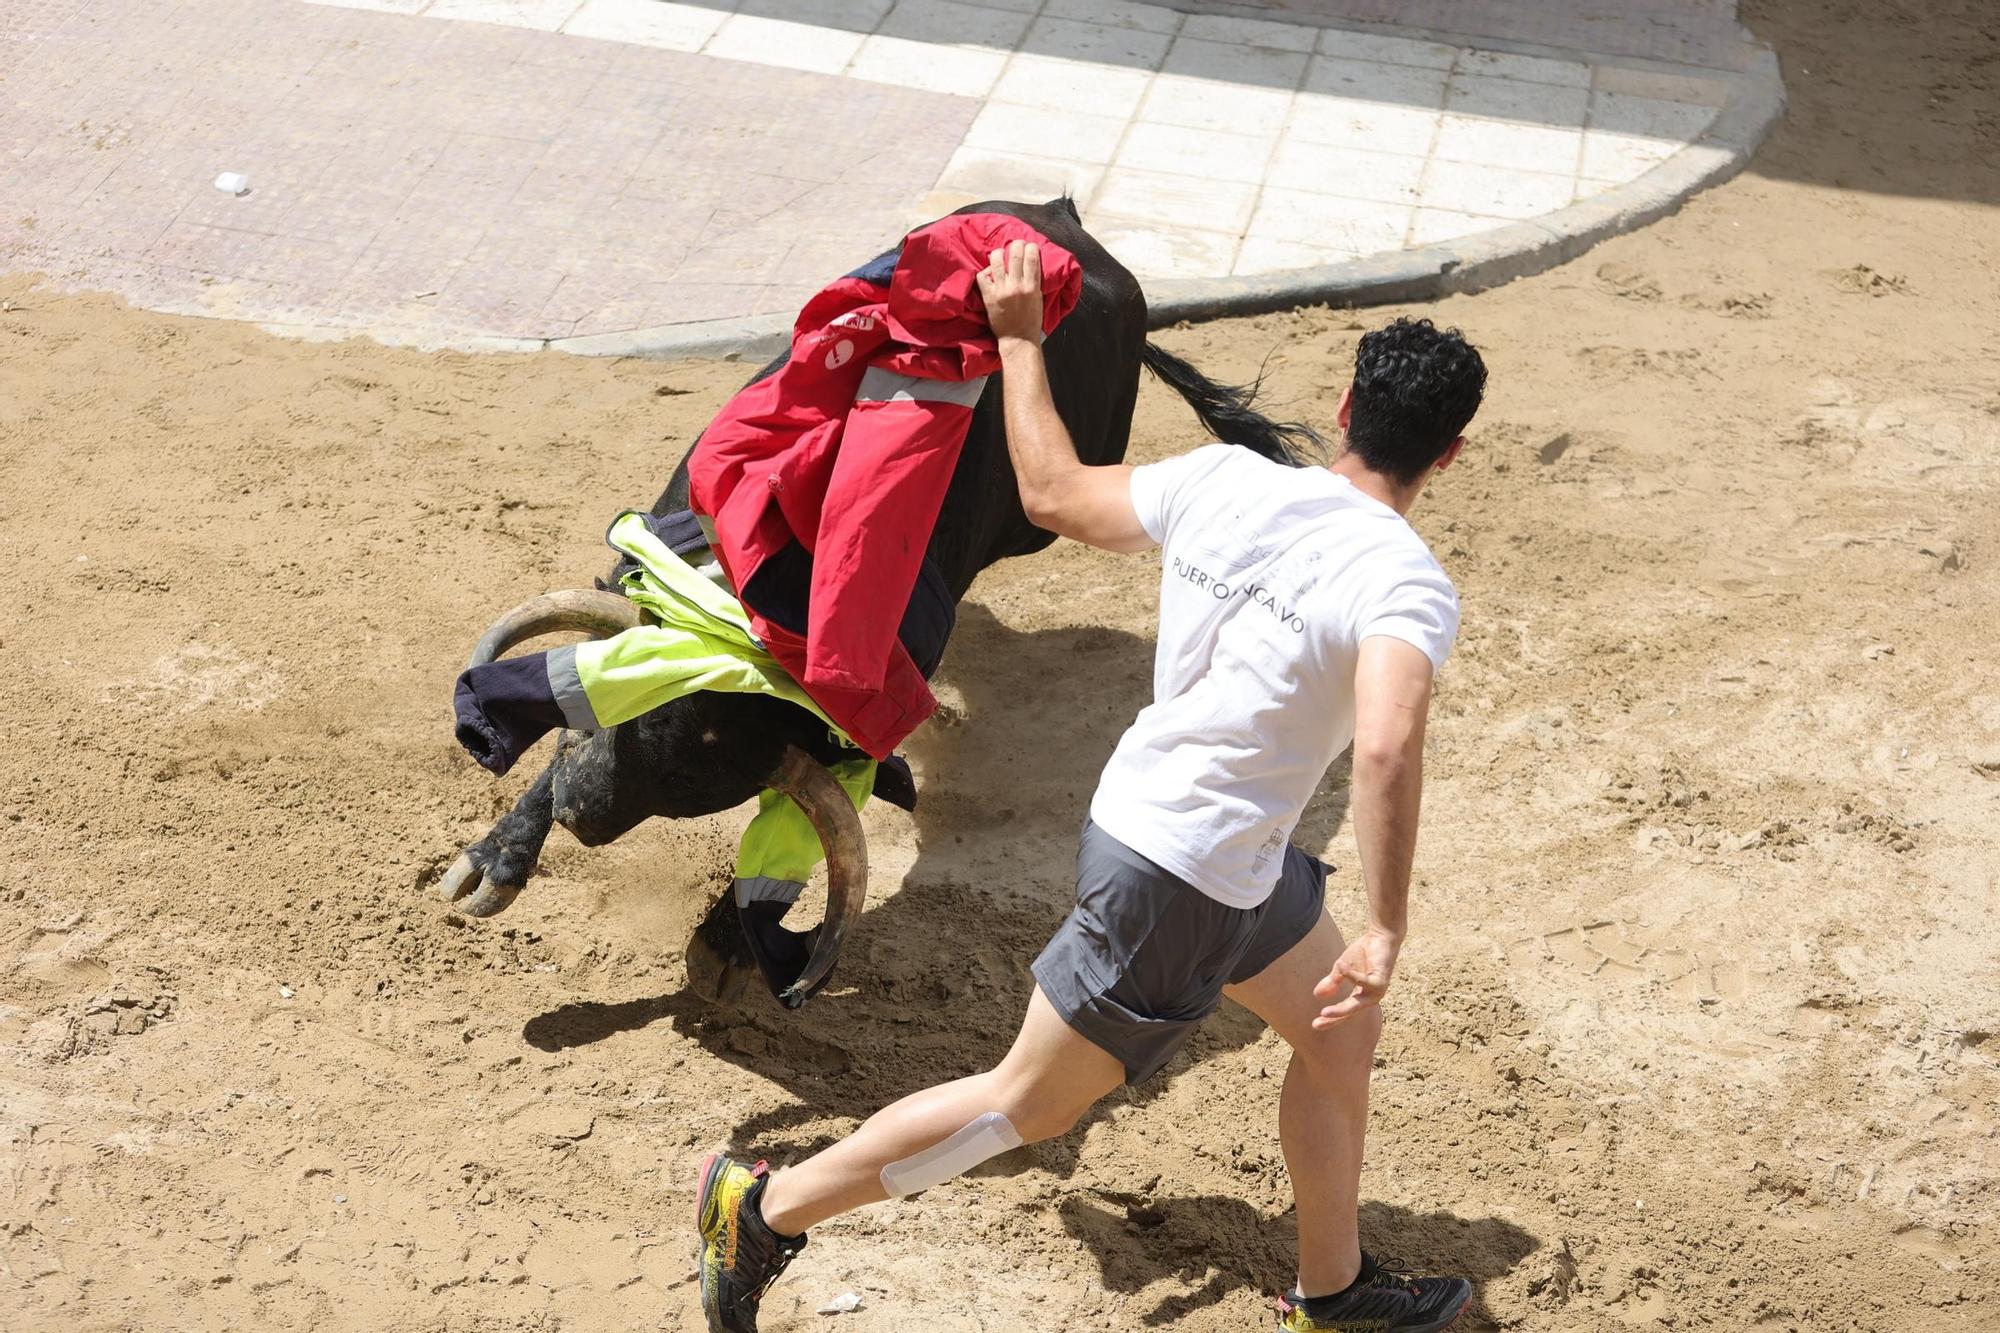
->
{"left": 1088, "top": 445, "right": 1459, "bottom": 909}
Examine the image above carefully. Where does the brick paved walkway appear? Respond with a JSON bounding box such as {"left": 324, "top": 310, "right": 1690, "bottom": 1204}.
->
{"left": 0, "top": 0, "right": 1766, "bottom": 348}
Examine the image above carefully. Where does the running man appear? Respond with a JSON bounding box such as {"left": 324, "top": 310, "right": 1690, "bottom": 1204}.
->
{"left": 696, "top": 241, "right": 1487, "bottom": 1333}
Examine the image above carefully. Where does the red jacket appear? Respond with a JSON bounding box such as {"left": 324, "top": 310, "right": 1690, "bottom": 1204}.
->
{"left": 692, "top": 215, "right": 1096, "bottom": 756}
{"left": 688, "top": 214, "right": 1082, "bottom": 760}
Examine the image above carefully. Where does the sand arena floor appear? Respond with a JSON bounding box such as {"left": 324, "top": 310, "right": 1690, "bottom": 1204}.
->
{"left": 2, "top": 1, "right": 1996, "bottom": 1328}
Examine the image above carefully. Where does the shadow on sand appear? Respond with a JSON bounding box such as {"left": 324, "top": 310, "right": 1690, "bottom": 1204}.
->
{"left": 1060, "top": 1191, "right": 1537, "bottom": 1327}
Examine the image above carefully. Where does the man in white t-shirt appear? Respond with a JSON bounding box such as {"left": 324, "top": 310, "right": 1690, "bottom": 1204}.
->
{"left": 696, "top": 242, "right": 1488, "bottom": 1333}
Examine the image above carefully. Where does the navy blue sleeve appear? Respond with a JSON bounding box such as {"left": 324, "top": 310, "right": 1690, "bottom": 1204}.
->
{"left": 454, "top": 653, "right": 566, "bottom": 776}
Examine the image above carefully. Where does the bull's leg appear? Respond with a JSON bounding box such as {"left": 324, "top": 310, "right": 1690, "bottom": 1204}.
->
{"left": 685, "top": 890, "right": 760, "bottom": 1006}
{"left": 438, "top": 762, "right": 558, "bottom": 918}
{"left": 438, "top": 723, "right": 659, "bottom": 917}
{"left": 549, "top": 724, "right": 659, "bottom": 847}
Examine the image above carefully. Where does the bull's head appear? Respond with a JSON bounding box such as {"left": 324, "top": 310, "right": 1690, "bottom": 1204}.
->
{"left": 440, "top": 590, "right": 868, "bottom": 1009}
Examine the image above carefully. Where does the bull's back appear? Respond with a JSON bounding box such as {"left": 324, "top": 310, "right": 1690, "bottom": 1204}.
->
{"left": 642, "top": 199, "right": 1147, "bottom": 599}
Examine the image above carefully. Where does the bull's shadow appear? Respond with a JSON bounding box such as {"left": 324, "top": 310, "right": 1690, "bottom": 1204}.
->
{"left": 1058, "top": 1192, "right": 1536, "bottom": 1328}
{"left": 523, "top": 597, "right": 1356, "bottom": 1177}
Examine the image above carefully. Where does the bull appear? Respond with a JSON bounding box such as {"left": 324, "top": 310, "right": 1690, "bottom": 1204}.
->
{"left": 435, "top": 199, "right": 1317, "bottom": 1007}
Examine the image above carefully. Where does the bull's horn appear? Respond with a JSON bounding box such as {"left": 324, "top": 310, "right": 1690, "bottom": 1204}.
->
{"left": 766, "top": 745, "right": 870, "bottom": 1009}
{"left": 467, "top": 589, "right": 644, "bottom": 669}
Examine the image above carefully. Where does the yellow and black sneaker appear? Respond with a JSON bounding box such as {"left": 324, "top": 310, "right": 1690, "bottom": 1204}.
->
{"left": 695, "top": 1154, "right": 806, "bottom": 1333}
{"left": 1276, "top": 1253, "right": 1471, "bottom": 1331}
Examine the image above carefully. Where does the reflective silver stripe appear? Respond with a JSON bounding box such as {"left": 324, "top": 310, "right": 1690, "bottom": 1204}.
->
{"left": 855, "top": 366, "right": 988, "bottom": 408}
{"left": 735, "top": 876, "right": 806, "bottom": 908}
{"left": 546, "top": 645, "right": 600, "bottom": 731}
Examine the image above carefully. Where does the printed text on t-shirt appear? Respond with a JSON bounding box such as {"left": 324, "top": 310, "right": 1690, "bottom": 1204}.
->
{"left": 1170, "top": 556, "right": 1307, "bottom": 634}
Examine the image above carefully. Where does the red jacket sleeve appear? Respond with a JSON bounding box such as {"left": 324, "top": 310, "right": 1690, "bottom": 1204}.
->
{"left": 802, "top": 217, "right": 1081, "bottom": 695}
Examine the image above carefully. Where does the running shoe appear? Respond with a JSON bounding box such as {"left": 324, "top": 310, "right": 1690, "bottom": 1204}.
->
{"left": 1276, "top": 1253, "right": 1471, "bottom": 1331}
{"left": 695, "top": 1154, "right": 806, "bottom": 1333}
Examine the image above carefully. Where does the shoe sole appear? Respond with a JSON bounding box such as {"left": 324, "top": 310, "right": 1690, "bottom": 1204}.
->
{"left": 696, "top": 1151, "right": 725, "bottom": 1233}
{"left": 695, "top": 1153, "right": 728, "bottom": 1333}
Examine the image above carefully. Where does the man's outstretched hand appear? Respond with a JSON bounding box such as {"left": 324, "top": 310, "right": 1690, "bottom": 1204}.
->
{"left": 1313, "top": 926, "right": 1402, "bottom": 1027}
{"left": 976, "top": 239, "right": 1046, "bottom": 346}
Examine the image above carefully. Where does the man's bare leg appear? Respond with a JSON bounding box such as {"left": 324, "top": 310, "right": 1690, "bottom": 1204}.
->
{"left": 1224, "top": 908, "right": 1383, "bottom": 1298}
{"left": 759, "top": 988, "right": 1125, "bottom": 1236}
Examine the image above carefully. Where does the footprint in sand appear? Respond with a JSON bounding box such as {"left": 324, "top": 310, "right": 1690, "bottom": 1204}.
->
{"left": 102, "top": 643, "right": 283, "bottom": 715}
{"left": 1510, "top": 919, "right": 1755, "bottom": 1005}
{"left": 1825, "top": 263, "right": 1911, "bottom": 297}
{"left": 1594, "top": 262, "right": 1662, "bottom": 302}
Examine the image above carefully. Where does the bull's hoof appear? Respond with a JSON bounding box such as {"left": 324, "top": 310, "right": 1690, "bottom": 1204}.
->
{"left": 436, "top": 852, "right": 524, "bottom": 919}
{"left": 685, "top": 898, "right": 757, "bottom": 1006}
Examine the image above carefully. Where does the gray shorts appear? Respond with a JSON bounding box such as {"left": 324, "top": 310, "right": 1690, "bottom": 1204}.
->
{"left": 1032, "top": 820, "right": 1329, "bottom": 1085}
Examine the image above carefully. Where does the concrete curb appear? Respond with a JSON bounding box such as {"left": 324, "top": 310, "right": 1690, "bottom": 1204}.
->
{"left": 551, "top": 313, "right": 794, "bottom": 363}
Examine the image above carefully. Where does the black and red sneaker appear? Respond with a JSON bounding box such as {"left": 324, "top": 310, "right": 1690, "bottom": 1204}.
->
{"left": 1275, "top": 1253, "right": 1471, "bottom": 1331}
{"left": 694, "top": 1154, "right": 806, "bottom": 1333}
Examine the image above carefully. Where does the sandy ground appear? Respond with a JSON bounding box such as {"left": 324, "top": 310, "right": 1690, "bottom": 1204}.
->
{"left": 3, "top": 1, "right": 1997, "bottom": 1329}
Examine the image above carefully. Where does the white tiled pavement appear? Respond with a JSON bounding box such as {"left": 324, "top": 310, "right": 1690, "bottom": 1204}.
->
{"left": 3, "top": 0, "right": 1757, "bottom": 347}
{"left": 307, "top": 0, "right": 1735, "bottom": 282}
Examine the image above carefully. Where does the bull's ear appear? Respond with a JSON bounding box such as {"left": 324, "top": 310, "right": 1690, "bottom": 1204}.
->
{"left": 871, "top": 756, "right": 918, "bottom": 812}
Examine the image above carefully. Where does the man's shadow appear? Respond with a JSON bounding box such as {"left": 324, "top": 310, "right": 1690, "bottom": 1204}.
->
{"left": 520, "top": 601, "right": 1358, "bottom": 1181}
{"left": 1058, "top": 1190, "right": 1536, "bottom": 1327}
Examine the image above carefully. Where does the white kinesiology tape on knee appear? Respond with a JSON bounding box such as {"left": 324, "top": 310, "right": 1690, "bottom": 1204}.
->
{"left": 879, "top": 1112, "right": 1024, "bottom": 1198}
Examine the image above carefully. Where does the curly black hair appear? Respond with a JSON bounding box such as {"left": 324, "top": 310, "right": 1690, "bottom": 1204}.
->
{"left": 1345, "top": 318, "right": 1487, "bottom": 485}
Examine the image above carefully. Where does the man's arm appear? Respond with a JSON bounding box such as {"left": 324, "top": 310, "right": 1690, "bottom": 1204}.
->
{"left": 1314, "top": 635, "right": 1435, "bottom": 1026}
{"left": 977, "top": 241, "right": 1154, "bottom": 554}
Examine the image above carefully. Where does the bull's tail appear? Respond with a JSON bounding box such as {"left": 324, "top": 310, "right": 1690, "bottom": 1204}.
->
{"left": 1141, "top": 341, "right": 1324, "bottom": 467}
